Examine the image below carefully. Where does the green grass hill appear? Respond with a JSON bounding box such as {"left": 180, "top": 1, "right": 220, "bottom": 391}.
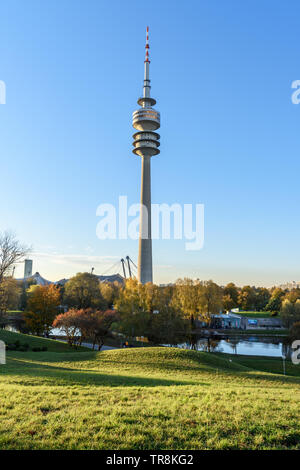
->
{"left": 0, "top": 330, "right": 299, "bottom": 450}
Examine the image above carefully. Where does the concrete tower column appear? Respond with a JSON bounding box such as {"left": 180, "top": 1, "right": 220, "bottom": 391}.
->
{"left": 138, "top": 155, "right": 152, "bottom": 283}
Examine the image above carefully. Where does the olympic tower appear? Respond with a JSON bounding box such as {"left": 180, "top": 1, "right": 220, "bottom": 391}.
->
{"left": 132, "top": 27, "right": 160, "bottom": 284}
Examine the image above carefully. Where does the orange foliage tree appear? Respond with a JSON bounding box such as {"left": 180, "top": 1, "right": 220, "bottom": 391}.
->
{"left": 53, "top": 308, "right": 119, "bottom": 349}
{"left": 24, "top": 284, "right": 61, "bottom": 335}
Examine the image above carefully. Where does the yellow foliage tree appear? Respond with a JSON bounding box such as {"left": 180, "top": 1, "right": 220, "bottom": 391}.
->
{"left": 172, "top": 278, "right": 222, "bottom": 326}
{"left": 24, "top": 284, "right": 61, "bottom": 335}
{"left": 0, "top": 278, "right": 21, "bottom": 313}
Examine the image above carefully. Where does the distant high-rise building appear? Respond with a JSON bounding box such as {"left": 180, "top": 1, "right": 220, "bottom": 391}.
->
{"left": 132, "top": 27, "right": 160, "bottom": 284}
{"left": 279, "top": 281, "right": 300, "bottom": 290}
{"left": 24, "top": 259, "right": 33, "bottom": 278}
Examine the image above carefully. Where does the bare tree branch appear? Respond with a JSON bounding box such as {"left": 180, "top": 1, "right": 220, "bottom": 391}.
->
{"left": 0, "top": 231, "right": 31, "bottom": 282}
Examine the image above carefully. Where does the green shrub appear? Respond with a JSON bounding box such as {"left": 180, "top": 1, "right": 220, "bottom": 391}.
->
{"left": 32, "top": 346, "right": 47, "bottom": 352}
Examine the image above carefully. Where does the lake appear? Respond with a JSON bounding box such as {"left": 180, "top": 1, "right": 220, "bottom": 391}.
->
{"left": 176, "top": 336, "right": 289, "bottom": 358}
{"left": 6, "top": 325, "right": 290, "bottom": 358}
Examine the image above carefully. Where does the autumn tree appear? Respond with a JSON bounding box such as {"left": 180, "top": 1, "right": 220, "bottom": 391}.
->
{"left": 0, "top": 278, "right": 21, "bottom": 313}
{"left": 280, "top": 299, "right": 300, "bottom": 329}
{"left": 254, "top": 287, "right": 271, "bottom": 311}
{"left": 90, "top": 309, "right": 119, "bottom": 350}
{"left": 223, "top": 283, "right": 239, "bottom": 310}
{"left": 24, "top": 284, "right": 61, "bottom": 335}
{"left": 142, "top": 282, "right": 188, "bottom": 344}
{"left": 283, "top": 288, "right": 300, "bottom": 304}
{"left": 0, "top": 232, "right": 29, "bottom": 321}
{"left": 99, "top": 281, "right": 120, "bottom": 309}
{"left": 288, "top": 321, "right": 300, "bottom": 343}
{"left": 147, "top": 305, "right": 188, "bottom": 345}
{"left": 172, "top": 278, "right": 202, "bottom": 326}
{"left": 0, "top": 232, "right": 30, "bottom": 282}
{"left": 114, "top": 279, "right": 149, "bottom": 338}
{"left": 222, "top": 294, "right": 235, "bottom": 312}
{"left": 64, "top": 273, "right": 105, "bottom": 309}
{"left": 199, "top": 280, "right": 223, "bottom": 317}
{"left": 115, "top": 279, "right": 188, "bottom": 342}
{"left": 172, "top": 279, "right": 222, "bottom": 327}
{"left": 52, "top": 309, "right": 84, "bottom": 347}
{"left": 237, "top": 286, "right": 257, "bottom": 311}
{"left": 53, "top": 308, "right": 119, "bottom": 349}
{"left": 265, "top": 288, "right": 285, "bottom": 313}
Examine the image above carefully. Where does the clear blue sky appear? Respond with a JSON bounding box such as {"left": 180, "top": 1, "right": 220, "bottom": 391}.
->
{"left": 1, "top": 0, "right": 299, "bottom": 286}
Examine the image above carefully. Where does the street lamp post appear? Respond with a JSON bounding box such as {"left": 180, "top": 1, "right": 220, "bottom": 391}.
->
{"left": 282, "top": 353, "right": 286, "bottom": 376}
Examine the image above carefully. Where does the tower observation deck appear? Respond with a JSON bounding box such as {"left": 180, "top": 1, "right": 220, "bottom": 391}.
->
{"left": 132, "top": 27, "right": 160, "bottom": 284}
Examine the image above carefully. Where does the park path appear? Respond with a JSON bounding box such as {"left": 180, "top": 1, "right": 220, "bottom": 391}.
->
{"left": 57, "top": 337, "right": 118, "bottom": 351}
{"left": 80, "top": 342, "right": 118, "bottom": 351}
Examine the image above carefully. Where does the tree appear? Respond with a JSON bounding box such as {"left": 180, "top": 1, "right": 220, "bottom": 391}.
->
{"left": 222, "top": 294, "right": 236, "bottom": 312}
{"left": 0, "top": 278, "right": 21, "bottom": 313}
{"left": 18, "top": 281, "right": 39, "bottom": 311}
{"left": 198, "top": 280, "right": 223, "bottom": 319}
{"left": 280, "top": 299, "right": 300, "bottom": 329}
{"left": 265, "top": 288, "right": 285, "bottom": 313}
{"left": 114, "top": 279, "right": 149, "bottom": 338}
{"left": 53, "top": 308, "right": 119, "bottom": 349}
{"left": 99, "top": 281, "right": 120, "bottom": 309}
{"left": 24, "top": 284, "right": 61, "bottom": 335}
{"left": 147, "top": 305, "right": 188, "bottom": 345}
{"left": 0, "top": 232, "right": 30, "bottom": 319}
{"left": 0, "top": 232, "right": 30, "bottom": 282}
{"left": 115, "top": 279, "right": 188, "bottom": 343}
{"left": 53, "top": 309, "right": 83, "bottom": 347}
{"left": 172, "top": 279, "right": 222, "bottom": 327}
{"left": 238, "top": 286, "right": 257, "bottom": 311}
{"left": 172, "top": 278, "right": 202, "bottom": 326}
{"left": 289, "top": 321, "right": 300, "bottom": 343}
{"left": 64, "top": 273, "right": 105, "bottom": 309}
{"left": 223, "top": 283, "right": 239, "bottom": 308}
{"left": 90, "top": 309, "right": 119, "bottom": 350}
{"left": 283, "top": 288, "right": 300, "bottom": 304}
{"left": 254, "top": 287, "right": 271, "bottom": 311}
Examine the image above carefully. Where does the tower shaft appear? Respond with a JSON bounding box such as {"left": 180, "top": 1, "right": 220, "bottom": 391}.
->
{"left": 138, "top": 155, "right": 152, "bottom": 283}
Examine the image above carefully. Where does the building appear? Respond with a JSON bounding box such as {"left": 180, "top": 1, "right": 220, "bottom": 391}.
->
{"left": 210, "top": 313, "right": 242, "bottom": 329}
{"left": 195, "top": 311, "right": 284, "bottom": 330}
{"left": 18, "top": 272, "right": 51, "bottom": 286}
{"left": 97, "top": 274, "right": 124, "bottom": 285}
{"left": 56, "top": 274, "right": 124, "bottom": 286}
{"left": 24, "top": 259, "right": 33, "bottom": 278}
{"left": 132, "top": 27, "right": 160, "bottom": 284}
{"left": 278, "top": 281, "right": 300, "bottom": 290}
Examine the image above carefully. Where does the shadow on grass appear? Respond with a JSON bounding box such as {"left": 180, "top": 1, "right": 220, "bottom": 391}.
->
{"left": 213, "top": 352, "right": 300, "bottom": 381}
{"left": 2, "top": 358, "right": 205, "bottom": 388}
{"left": 4, "top": 348, "right": 300, "bottom": 388}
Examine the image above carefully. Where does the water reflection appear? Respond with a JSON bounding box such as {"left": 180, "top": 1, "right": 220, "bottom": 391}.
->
{"left": 177, "top": 336, "right": 288, "bottom": 358}
{"left": 4, "top": 323, "right": 291, "bottom": 359}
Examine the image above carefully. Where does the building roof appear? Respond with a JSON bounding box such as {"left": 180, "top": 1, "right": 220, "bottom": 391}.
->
{"left": 18, "top": 272, "right": 124, "bottom": 286}
{"left": 17, "top": 272, "right": 52, "bottom": 286}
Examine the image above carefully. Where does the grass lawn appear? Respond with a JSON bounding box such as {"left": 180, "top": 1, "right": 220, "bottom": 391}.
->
{"left": 0, "top": 331, "right": 299, "bottom": 450}
{"left": 216, "top": 353, "right": 300, "bottom": 377}
{"left": 0, "top": 329, "right": 90, "bottom": 353}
